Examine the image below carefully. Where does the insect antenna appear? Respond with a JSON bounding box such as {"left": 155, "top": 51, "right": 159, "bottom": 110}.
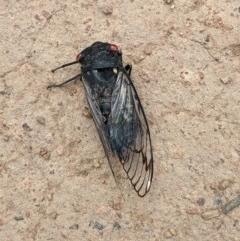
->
{"left": 48, "top": 60, "right": 82, "bottom": 89}
{"left": 51, "top": 61, "right": 79, "bottom": 72}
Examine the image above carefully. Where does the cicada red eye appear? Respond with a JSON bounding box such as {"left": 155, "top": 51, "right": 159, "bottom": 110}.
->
{"left": 110, "top": 44, "right": 118, "bottom": 52}
{"left": 76, "top": 53, "right": 81, "bottom": 61}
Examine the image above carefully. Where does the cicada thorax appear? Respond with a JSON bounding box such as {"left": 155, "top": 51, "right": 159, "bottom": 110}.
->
{"left": 82, "top": 67, "right": 119, "bottom": 124}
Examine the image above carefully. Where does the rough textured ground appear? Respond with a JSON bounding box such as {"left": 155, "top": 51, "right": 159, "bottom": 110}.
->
{"left": 0, "top": 0, "right": 240, "bottom": 240}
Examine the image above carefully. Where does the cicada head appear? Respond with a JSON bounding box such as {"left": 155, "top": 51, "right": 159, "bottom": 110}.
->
{"left": 78, "top": 42, "right": 123, "bottom": 73}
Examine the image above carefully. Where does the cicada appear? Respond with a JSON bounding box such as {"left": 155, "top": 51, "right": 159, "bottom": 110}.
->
{"left": 48, "top": 42, "right": 153, "bottom": 197}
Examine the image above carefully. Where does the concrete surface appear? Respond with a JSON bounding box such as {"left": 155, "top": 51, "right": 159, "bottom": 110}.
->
{"left": 0, "top": 0, "right": 240, "bottom": 240}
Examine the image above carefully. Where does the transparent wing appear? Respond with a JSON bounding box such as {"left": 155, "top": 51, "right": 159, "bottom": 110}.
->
{"left": 81, "top": 77, "right": 116, "bottom": 180}
{"left": 109, "top": 71, "right": 153, "bottom": 197}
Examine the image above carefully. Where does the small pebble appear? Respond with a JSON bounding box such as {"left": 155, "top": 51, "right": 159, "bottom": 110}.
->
{"left": 34, "top": 14, "right": 42, "bottom": 21}
{"left": 220, "top": 77, "right": 233, "bottom": 84}
{"left": 218, "top": 179, "right": 233, "bottom": 190}
{"left": 196, "top": 197, "right": 206, "bottom": 206}
{"left": 205, "top": 34, "right": 210, "bottom": 42}
{"left": 69, "top": 224, "right": 79, "bottom": 230}
{"left": 110, "top": 200, "right": 123, "bottom": 210}
{"left": 49, "top": 212, "right": 58, "bottom": 219}
{"left": 186, "top": 206, "right": 201, "bottom": 215}
{"left": 164, "top": 230, "right": 172, "bottom": 239}
{"left": 210, "top": 182, "right": 218, "bottom": 190}
{"left": 82, "top": 107, "right": 92, "bottom": 118}
{"left": 199, "top": 72, "right": 204, "bottom": 79}
{"left": 22, "top": 123, "right": 32, "bottom": 132}
{"left": 40, "top": 148, "right": 48, "bottom": 156}
{"left": 213, "top": 219, "right": 223, "bottom": 230}
{"left": 144, "top": 44, "right": 154, "bottom": 55}
{"left": 42, "top": 10, "right": 52, "bottom": 20}
{"left": 201, "top": 210, "right": 220, "bottom": 220}
{"left": 14, "top": 216, "right": 24, "bottom": 221}
{"left": 164, "top": 228, "right": 176, "bottom": 238}
{"left": 36, "top": 116, "right": 45, "bottom": 125}
{"left": 47, "top": 193, "right": 53, "bottom": 201}
{"left": 101, "top": 5, "right": 113, "bottom": 15}
{"left": 56, "top": 145, "right": 64, "bottom": 156}
{"left": 90, "top": 221, "right": 105, "bottom": 230}
{"left": 93, "top": 159, "right": 102, "bottom": 168}
{"left": 69, "top": 87, "right": 78, "bottom": 96}
{"left": 39, "top": 148, "right": 50, "bottom": 160}
{"left": 3, "top": 135, "right": 10, "bottom": 142}
{"left": 113, "top": 221, "right": 121, "bottom": 230}
{"left": 164, "top": 0, "right": 174, "bottom": 5}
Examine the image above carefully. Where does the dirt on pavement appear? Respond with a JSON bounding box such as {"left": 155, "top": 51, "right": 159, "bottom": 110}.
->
{"left": 0, "top": 1, "right": 240, "bottom": 240}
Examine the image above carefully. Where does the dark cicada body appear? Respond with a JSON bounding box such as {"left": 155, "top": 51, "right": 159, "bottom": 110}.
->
{"left": 48, "top": 42, "right": 153, "bottom": 197}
